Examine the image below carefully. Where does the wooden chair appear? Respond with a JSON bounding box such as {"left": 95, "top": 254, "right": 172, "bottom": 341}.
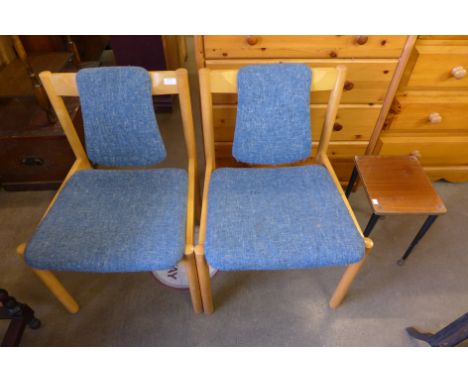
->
{"left": 17, "top": 67, "right": 202, "bottom": 314}
{"left": 195, "top": 64, "right": 373, "bottom": 314}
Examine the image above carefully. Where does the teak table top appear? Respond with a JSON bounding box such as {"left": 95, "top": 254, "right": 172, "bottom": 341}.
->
{"left": 354, "top": 155, "right": 447, "bottom": 215}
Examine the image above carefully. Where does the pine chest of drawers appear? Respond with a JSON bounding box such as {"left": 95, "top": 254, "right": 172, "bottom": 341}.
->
{"left": 195, "top": 35, "right": 410, "bottom": 182}
{"left": 377, "top": 36, "right": 468, "bottom": 182}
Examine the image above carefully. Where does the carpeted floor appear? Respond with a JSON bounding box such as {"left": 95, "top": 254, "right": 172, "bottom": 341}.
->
{"left": 1, "top": 38, "right": 467, "bottom": 346}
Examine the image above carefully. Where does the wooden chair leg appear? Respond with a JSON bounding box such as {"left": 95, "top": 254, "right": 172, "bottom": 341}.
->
{"left": 30, "top": 269, "right": 80, "bottom": 314}
{"left": 194, "top": 246, "right": 214, "bottom": 314}
{"left": 16, "top": 243, "right": 79, "bottom": 314}
{"left": 329, "top": 238, "right": 373, "bottom": 309}
{"left": 182, "top": 251, "right": 203, "bottom": 314}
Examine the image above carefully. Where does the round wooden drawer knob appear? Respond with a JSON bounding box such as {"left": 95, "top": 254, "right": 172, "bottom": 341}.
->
{"left": 333, "top": 122, "right": 343, "bottom": 131}
{"left": 246, "top": 36, "right": 258, "bottom": 46}
{"left": 355, "top": 35, "right": 369, "bottom": 45}
{"left": 451, "top": 66, "right": 466, "bottom": 79}
{"left": 410, "top": 150, "right": 421, "bottom": 160}
{"left": 343, "top": 81, "right": 354, "bottom": 91}
{"left": 428, "top": 112, "right": 442, "bottom": 124}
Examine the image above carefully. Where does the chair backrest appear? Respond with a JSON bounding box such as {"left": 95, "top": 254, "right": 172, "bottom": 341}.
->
{"left": 39, "top": 67, "right": 197, "bottom": 169}
{"left": 199, "top": 64, "right": 347, "bottom": 168}
{"left": 234, "top": 64, "right": 311, "bottom": 164}
{"left": 76, "top": 67, "right": 166, "bottom": 166}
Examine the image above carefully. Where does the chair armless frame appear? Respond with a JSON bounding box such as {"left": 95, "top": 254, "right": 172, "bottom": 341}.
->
{"left": 196, "top": 66, "right": 373, "bottom": 313}
{"left": 16, "top": 69, "right": 203, "bottom": 314}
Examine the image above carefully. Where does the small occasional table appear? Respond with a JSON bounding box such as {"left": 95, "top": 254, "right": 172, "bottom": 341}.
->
{"left": 345, "top": 155, "right": 447, "bottom": 265}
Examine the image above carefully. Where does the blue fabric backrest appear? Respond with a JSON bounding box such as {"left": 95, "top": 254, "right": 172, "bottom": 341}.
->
{"left": 232, "top": 64, "right": 312, "bottom": 165}
{"left": 76, "top": 67, "right": 166, "bottom": 166}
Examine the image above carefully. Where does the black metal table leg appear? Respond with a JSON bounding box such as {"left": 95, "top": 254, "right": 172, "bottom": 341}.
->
{"left": 363, "top": 213, "right": 380, "bottom": 237}
{"left": 397, "top": 215, "right": 438, "bottom": 266}
{"left": 406, "top": 312, "right": 468, "bottom": 347}
{"left": 345, "top": 166, "right": 359, "bottom": 199}
{"left": 406, "top": 327, "right": 434, "bottom": 342}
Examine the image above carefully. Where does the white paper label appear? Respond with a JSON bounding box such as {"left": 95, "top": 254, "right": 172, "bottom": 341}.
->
{"left": 372, "top": 198, "right": 379, "bottom": 205}
{"left": 163, "top": 78, "right": 177, "bottom": 85}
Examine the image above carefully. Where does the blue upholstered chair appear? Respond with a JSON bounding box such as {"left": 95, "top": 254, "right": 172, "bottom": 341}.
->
{"left": 17, "top": 67, "right": 203, "bottom": 314}
{"left": 196, "top": 64, "right": 373, "bottom": 314}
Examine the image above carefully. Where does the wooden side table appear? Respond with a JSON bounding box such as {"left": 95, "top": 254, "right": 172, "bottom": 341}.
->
{"left": 346, "top": 155, "right": 447, "bottom": 265}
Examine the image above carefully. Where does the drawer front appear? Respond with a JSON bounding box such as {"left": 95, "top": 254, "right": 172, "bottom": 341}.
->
{"left": 377, "top": 136, "right": 468, "bottom": 165}
{"left": 0, "top": 136, "right": 75, "bottom": 184}
{"left": 214, "top": 143, "right": 364, "bottom": 181}
{"left": 213, "top": 105, "right": 381, "bottom": 142}
{"left": 215, "top": 141, "right": 367, "bottom": 165}
{"left": 204, "top": 35, "right": 407, "bottom": 59}
{"left": 407, "top": 45, "right": 468, "bottom": 89}
{"left": 418, "top": 36, "right": 468, "bottom": 41}
{"left": 207, "top": 59, "right": 397, "bottom": 104}
{"left": 424, "top": 166, "right": 468, "bottom": 182}
{"left": 388, "top": 98, "right": 468, "bottom": 132}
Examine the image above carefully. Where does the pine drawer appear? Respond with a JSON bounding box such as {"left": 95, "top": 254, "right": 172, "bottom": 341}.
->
{"left": 418, "top": 36, "right": 468, "bottom": 41}
{"left": 376, "top": 136, "right": 468, "bottom": 165}
{"left": 214, "top": 141, "right": 368, "bottom": 166}
{"left": 406, "top": 45, "right": 468, "bottom": 89}
{"left": 206, "top": 59, "right": 397, "bottom": 105}
{"left": 213, "top": 105, "right": 381, "bottom": 142}
{"left": 214, "top": 142, "right": 365, "bottom": 181}
{"left": 203, "top": 35, "right": 407, "bottom": 59}
{"left": 387, "top": 93, "right": 468, "bottom": 132}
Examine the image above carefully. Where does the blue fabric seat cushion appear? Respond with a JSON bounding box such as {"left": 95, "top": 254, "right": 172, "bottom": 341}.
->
{"left": 232, "top": 64, "right": 312, "bottom": 165}
{"left": 25, "top": 169, "right": 187, "bottom": 272}
{"left": 205, "top": 165, "right": 364, "bottom": 270}
{"left": 76, "top": 67, "right": 166, "bottom": 167}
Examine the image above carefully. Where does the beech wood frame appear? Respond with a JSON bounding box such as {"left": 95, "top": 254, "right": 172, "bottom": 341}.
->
{"left": 196, "top": 66, "right": 374, "bottom": 314}
{"left": 16, "top": 69, "right": 203, "bottom": 314}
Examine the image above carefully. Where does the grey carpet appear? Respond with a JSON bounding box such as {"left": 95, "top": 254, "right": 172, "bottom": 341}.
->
{"left": 1, "top": 180, "right": 467, "bottom": 346}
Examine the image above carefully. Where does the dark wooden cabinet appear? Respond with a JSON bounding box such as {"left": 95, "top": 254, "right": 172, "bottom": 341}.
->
{"left": 0, "top": 36, "right": 107, "bottom": 191}
{"left": 0, "top": 98, "right": 82, "bottom": 190}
